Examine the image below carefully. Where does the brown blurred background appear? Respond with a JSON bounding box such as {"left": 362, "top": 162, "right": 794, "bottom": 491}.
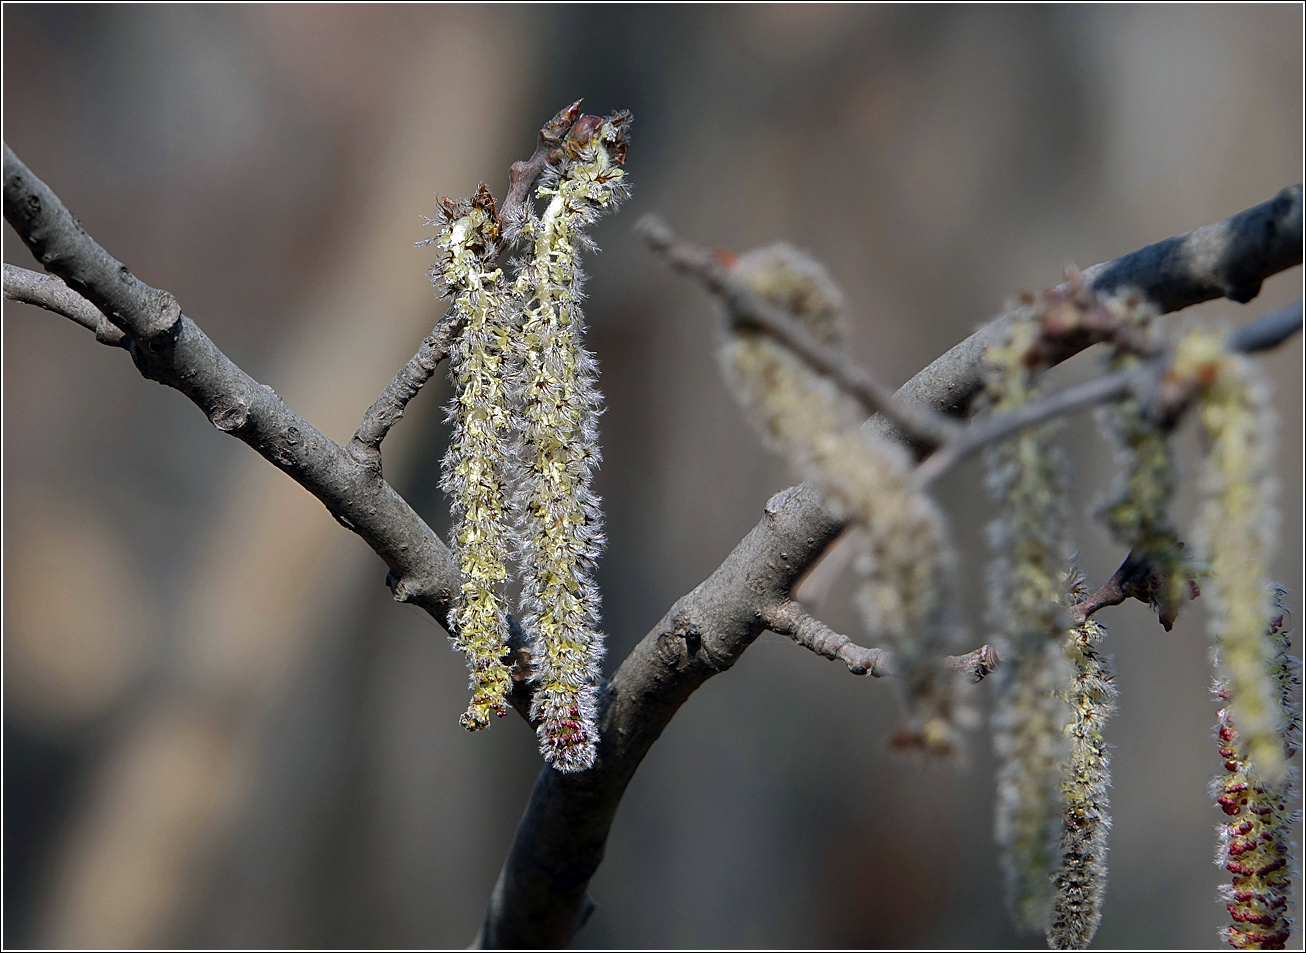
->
{"left": 2, "top": 5, "right": 1302, "bottom": 949}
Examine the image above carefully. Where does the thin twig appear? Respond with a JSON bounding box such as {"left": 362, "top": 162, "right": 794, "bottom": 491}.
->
{"left": 637, "top": 215, "right": 962, "bottom": 450}
{"left": 347, "top": 310, "right": 466, "bottom": 469}
{"left": 3, "top": 262, "right": 127, "bottom": 347}
{"left": 764, "top": 599, "right": 890, "bottom": 675}
{"left": 946, "top": 643, "right": 1001, "bottom": 682}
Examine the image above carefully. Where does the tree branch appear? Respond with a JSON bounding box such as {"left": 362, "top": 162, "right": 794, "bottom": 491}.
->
{"left": 476, "top": 185, "right": 1303, "bottom": 949}
{"left": 498, "top": 99, "right": 583, "bottom": 245}
{"left": 2, "top": 142, "right": 463, "bottom": 626}
{"left": 3, "top": 262, "right": 127, "bottom": 347}
{"left": 764, "top": 598, "right": 891, "bottom": 676}
{"left": 637, "top": 214, "right": 963, "bottom": 450}
{"left": 346, "top": 309, "right": 466, "bottom": 470}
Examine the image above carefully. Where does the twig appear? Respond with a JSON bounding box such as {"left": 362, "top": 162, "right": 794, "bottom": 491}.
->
{"left": 946, "top": 643, "right": 1001, "bottom": 682}
{"left": 764, "top": 599, "right": 890, "bottom": 676}
{"left": 347, "top": 310, "right": 466, "bottom": 469}
{"left": 637, "top": 215, "right": 962, "bottom": 450}
{"left": 477, "top": 185, "right": 1302, "bottom": 950}
{"left": 498, "top": 99, "right": 583, "bottom": 246}
{"left": 3, "top": 262, "right": 127, "bottom": 347}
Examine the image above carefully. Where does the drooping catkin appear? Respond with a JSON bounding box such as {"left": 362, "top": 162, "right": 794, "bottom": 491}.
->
{"left": 1176, "top": 330, "right": 1284, "bottom": 781}
{"left": 512, "top": 113, "right": 630, "bottom": 772}
{"left": 425, "top": 187, "right": 518, "bottom": 730}
{"left": 1095, "top": 299, "right": 1194, "bottom": 629}
{"left": 719, "top": 245, "right": 963, "bottom": 755}
{"left": 984, "top": 315, "right": 1074, "bottom": 933}
{"left": 1048, "top": 572, "right": 1117, "bottom": 951}
{"left": 1212, "top": 595, "right": 1300, "bottom": 951}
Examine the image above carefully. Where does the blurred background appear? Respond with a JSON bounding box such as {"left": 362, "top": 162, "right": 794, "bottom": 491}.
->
{"left": 2, "top": 5, "right": 1301, "bottom": 949}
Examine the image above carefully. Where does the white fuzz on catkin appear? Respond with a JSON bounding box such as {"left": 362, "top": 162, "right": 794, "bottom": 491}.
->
{"left": 424, "top": 187, "right": 518, "bottom": 730}
{"left": 1048, "top": 571, "right": 1117, "bottom": 951}
{"left": 1176, "top": 330, "right": 1285, "bottom": 782}
{"left": 984, "top": 316, "right": 1074, "bottom": 934}
{"left": 512, "top": 112, "right": 631, "bottom": 772}
{"left": 719, "top": 245, "right": 963, "bottom": 756}
{"left": 1211, "top": 593, "right": 1300, "bottom": 951}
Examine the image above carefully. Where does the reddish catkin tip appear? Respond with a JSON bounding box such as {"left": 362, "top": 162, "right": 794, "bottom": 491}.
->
{"left": 714, "top": 248, "right": 738, "bottom": 268}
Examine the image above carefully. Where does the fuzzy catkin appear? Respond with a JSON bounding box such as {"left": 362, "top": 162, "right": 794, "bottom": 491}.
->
{"left": 1177, "top": 330, "right": 1284, "bottom": 781}
{"left": 1048, "top": 574, "right": 1116, "bottom": 951}
{"left": 1212, "top": 598, "right": 1300, "bottom": 951}
{"left": 426, "top": 189, "right": 518, "bottom": 730}
{"left": 719, "top": 245, "right": 962, "bottom": 755}
{"left": 984, "top": 316, "right": 1074, "bottom": 933}
{"left": 512, "top": 113, "right": 630, "bottom": 772}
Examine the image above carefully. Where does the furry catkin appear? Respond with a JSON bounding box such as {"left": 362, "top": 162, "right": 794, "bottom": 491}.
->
{"left": 423, "top": 188, "right": 518, "bottom": 730}
{"left": 1176, "top": 330, "right": 1284, "bottom": 781}
{"left": 1048, "top": 574, "right": 1117, "bottom": 951}
{"left": 719, "top": 245, "right": 962, "bottom": 755}
{"left": 1212, "top": 597, "right": 1300, "bottom": 950}
{"left": 984, "top": 316, "right": 1074, "bottom": 933}
{"left": 512, "top": 113, "right": 630, "bottom": 772}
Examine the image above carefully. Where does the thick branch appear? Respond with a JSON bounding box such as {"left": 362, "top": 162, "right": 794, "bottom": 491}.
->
{"left": 3, "top": 142, "right": 463, "bottom": 624}
{"left": 347, "top": 310, "right": 465, "bottom": 469}
{"left": 477, "top": 185, "right": 1303, "bottom": 949}
{"left": 4, "top": 262, "right": 127, "bottom": 347}
{"left": 638, "top": 215, "right": 962, "bottom": 450}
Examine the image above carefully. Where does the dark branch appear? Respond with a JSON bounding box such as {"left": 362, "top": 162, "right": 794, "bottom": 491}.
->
{"left": 2, "top": 142, "right": 463, "bottom": 626}
{"left": 347, "top": 309, "right": 466, "bottom": 470}
{"left": 637, "top": 214, "right": 962, "bottom": 450}
{"left": 946, "top": 643, "right": 1000, "bottom": 682}
{"left": 477, "top": 185, "right": 1303, "bottom": 949}
{"left": 4, "top": 261, "right": 127, "bottom": 347}
{"left": 1228, "top": 298, "right": 1303, "bottom": 354}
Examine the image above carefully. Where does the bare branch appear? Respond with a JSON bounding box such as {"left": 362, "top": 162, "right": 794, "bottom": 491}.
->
{"left": 3, "top": 262, "right": 127, "bottom": 347}
{"left": 477, "top": 185, "right": 1302, "bottom": 949}
{"left": 1227, "top": 298, "right": 1303, "bottom": 354}
{"left": 2, "top": 142, "right": 463, "bottom": 625}
{"left": 764, "top": 599, "right": 890, "bottom": 676}
{"left": 638, "top": 214, "right": 962, "bottom": 450}
{"left": 346, "top": 309, "right": 466, "bottom": 469}
{"left": 946, "top": 643, "right": 1001, "bottom": 682}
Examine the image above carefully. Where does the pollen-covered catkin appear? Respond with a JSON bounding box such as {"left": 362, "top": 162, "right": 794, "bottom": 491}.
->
{"left": 719, "top": 245, "right": 963, "bottom": 755}
{"left": 1211, "top": 596, "right": 1300, "bottom": 951}
{"left": 1048, "top": 572, "right": 1117, "bottom": 951}
{"left": 984, "top": 316, "right": 1074, "bottom": 933}
{"left": 426, "top": 187, "right": 517, "bottom": 730}
{"left": 512, "top": 113, "right": 631, "bottom": 772}
{"left": 1177, "top": 330, "right": 1284, "bottom": 781}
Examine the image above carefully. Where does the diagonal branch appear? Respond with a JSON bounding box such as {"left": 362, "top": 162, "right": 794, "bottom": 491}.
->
{"left": 638, "top": 214, "right": 962, "bottom": 450}
{"left": 4, "top": 261, "right": 127, "bottom": 347}
{"left": 3, "top": 142, "right": 463, "bottom": 626}
{"left": 475, "top": 184, "right": 1302, "bottom": 949}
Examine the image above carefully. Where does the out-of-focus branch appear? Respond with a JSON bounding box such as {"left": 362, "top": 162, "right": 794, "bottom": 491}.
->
{"left": 3, "top": 262, "right": 127, "bottom": 347}
{"left": 347, "top": 310, "right": 466, "bottom": 470}
{"left": 946, "top": 643, "right": 1001, "bottom": 682}
{"left": 638, "top": 214, "right": 963, "bottom": 450}
{"left": 916, "top": 299, "right": 1303, "bottom": 486}
{"left": 2, "top": 142, "right": 462, "bottom": 624}
{"left": 476, "top": 185, "right": 1303, "bottom": 950}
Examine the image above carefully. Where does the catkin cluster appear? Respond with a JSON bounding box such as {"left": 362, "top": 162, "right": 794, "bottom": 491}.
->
{"left": 1211, "top": 597, "right": 1300, "bottom": 951}
{"left": 1048, "top": 571, "right": 1117, "bottom": 952}
{"left": 424, "top": 112, "right": 630, "bottom": 771}
{"left": 983, "top": 315, "right": 1076, "bottom": 933}
{"left": 719, "top": 245, "right": 964, "bottom": 755}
